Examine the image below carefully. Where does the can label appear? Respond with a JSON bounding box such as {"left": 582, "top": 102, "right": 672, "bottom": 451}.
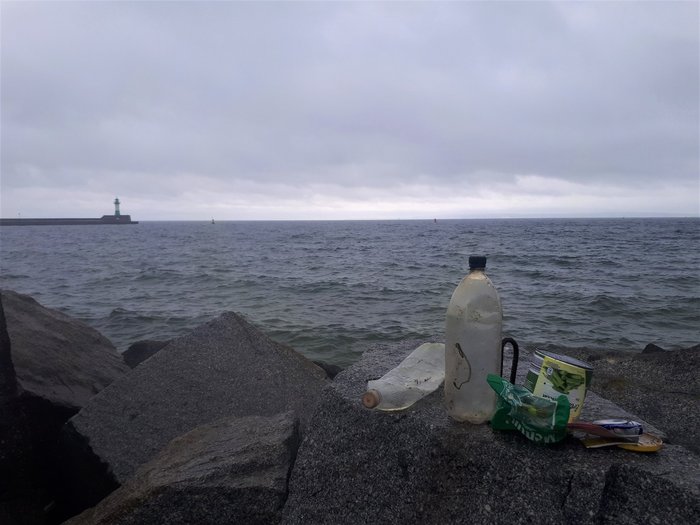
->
{"left": 527, "top": 353, "right": 591, "bottom": 422}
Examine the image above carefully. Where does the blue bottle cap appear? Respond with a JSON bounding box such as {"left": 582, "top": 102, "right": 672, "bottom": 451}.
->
{"left": 469, "top": 256, "right": 487, "bottom": 269}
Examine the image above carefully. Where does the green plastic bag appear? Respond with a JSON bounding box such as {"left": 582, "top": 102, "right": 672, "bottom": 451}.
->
{"left": 487, "top": 374, "right": 570, "bottom": 444}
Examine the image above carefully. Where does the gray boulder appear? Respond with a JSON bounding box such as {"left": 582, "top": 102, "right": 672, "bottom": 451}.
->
{"left": 122, "top": 339, "right": 169, "bottom": 368}
{"left": 642, "top": 343, "right": 665, "bottom": 354}
{"left": 282, "top": 340, "right": 700, "bottom": 525}
{"left": 312, "top": 360, "right": 344, "bottom": 379}
{"left": 1, "top": 289, "right": 129, "bottom": 409}
{"left": 59, "top": 312, "right": 328, "bottom": 516}
{"left": 0, "top": 294, "right": 36, "bottom": 525}
{"left": 0, "top": 290, "right": 129, "bottom": 525}
{"left": 0, "top": 293, "right": 17, "bottom": 398}
{"left": 65, "top": 412, "right": 299, "bottom": 525}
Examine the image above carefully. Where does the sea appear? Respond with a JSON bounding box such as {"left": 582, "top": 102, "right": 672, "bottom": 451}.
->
{"left": 0, "top": 218, "right": 698, "bottom": 367}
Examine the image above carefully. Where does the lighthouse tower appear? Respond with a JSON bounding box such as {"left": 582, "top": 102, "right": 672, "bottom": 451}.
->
{"left": 114, "top": 198, "right": 121, "bottom": 217}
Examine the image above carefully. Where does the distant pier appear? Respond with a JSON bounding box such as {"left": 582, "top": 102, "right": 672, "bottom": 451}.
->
{"left": 0, "top": 198, "right": 139, "bottom": 226}
{"left": 0, "top": 215, "right": 138, "bottom": 226}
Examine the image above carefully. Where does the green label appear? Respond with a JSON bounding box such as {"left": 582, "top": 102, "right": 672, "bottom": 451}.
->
{"left": 533, "top": 356, "right": 588, "bottom": 422}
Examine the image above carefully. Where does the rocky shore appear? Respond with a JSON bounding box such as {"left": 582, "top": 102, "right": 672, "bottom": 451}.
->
{"left": 1, "top": 289, "right": 698, "bottom": 524}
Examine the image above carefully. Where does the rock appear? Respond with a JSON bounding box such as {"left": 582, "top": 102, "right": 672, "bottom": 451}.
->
{"left": 65, "top": 412, "right": 299, "bottom": 525}
{"left": 312, "top": 360, "right": 344, "bottom": 379}
{"left": 554, "top": 344, "right": 700, "bottom": 455}
{"left": 59, "top": 312, "right": 328, "bottom": 518}
{"left": 0, "top": 293, "right": 17, "bottom": 398}
{"left": 0, "top": 290, "right": 130, "bottom": 525}
{"left": 0, "top": 294, "right": 37, "bottom": 525}
{"left": 598, "top": 463, "right": 700, "bottom": 525}
{"left": 122, "top": 339, "right": 169, "bottom": 368}
{"left": 642, "top": 343, "right": 666, "bottom": 354}
{"left": 282, "top": 340, "right": 699, "bottom": 525}
{"left": 1, "top": 290, "right": 129, "bottom": 410}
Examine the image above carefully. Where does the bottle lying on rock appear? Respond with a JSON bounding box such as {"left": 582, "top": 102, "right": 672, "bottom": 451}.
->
{"left": 362, "top": 342, "right": 445, "bottom": 411}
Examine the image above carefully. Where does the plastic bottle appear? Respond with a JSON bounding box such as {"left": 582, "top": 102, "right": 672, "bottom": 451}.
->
{"left": 362, "top": 342, "right": 445, "bottom": 411}
{"left": 444, "top": 256, "right": 503, "bottom": 423}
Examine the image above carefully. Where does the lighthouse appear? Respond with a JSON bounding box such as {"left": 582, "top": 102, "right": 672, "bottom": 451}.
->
{"left": 114, "top": 198, "right": 121, "bottom": 217}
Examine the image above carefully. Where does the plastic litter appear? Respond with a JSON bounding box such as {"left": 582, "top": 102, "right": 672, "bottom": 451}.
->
{"left": 579, "top": 433, "right": 663, "bottom": 452}
{"left": 487, "top": 374, "right": 571, "bottom": 444}
{"left": 569, "top": 418, "right": 662, "bottom": 452}
{"left": 445, "top": 256, "right": 503, "bottom": 423}
{"left": 362, "top": 342, "right": 445, "bottom": 411}
{"left": 568, "top": 419, "right": 643, "bottom": 442}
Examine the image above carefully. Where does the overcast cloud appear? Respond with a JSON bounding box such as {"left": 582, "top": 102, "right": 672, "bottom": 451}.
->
{"left": 1, "top": 1, "right": 698, "bottom": 220}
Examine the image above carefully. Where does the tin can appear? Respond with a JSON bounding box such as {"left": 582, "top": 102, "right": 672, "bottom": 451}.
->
{"left": 523, "top": 350, "right": 593, "bottom": 422}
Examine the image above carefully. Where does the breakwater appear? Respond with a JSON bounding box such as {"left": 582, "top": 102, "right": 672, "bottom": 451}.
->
{"left": 0, "top": 215, "right": 138, "bottom": 226}
{"left": 2, "top": 290, "right": 698, "bottom": 525}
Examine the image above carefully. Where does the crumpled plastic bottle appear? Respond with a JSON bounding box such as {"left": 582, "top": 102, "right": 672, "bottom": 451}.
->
{"left": 362, "top": 343, "right": 445, "bottom": 411}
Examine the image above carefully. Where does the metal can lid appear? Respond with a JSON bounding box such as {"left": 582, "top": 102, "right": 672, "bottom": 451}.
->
{"left": 534, "top": 349, "right": 593, "bottom": 371}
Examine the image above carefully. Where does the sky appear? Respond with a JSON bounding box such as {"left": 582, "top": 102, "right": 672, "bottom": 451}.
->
{"left": 1, "top": 1, "right": 698, "bottom": 221}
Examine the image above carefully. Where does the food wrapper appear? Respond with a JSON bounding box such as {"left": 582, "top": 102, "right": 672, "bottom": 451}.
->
{"left": 487, "top": 374, "right": 570, "bottom": 444}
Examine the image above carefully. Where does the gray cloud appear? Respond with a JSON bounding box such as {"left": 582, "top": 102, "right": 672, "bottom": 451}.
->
{"left": 1, "top": 1, "right": 698, "bottom": 219}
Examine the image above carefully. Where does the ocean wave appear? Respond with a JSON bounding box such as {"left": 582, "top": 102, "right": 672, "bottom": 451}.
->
{"left": 2, "top": 218, "right": 698, "bottom": 364}
{"left": 586, "top": 294, "right": 628, "bottom": 309}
